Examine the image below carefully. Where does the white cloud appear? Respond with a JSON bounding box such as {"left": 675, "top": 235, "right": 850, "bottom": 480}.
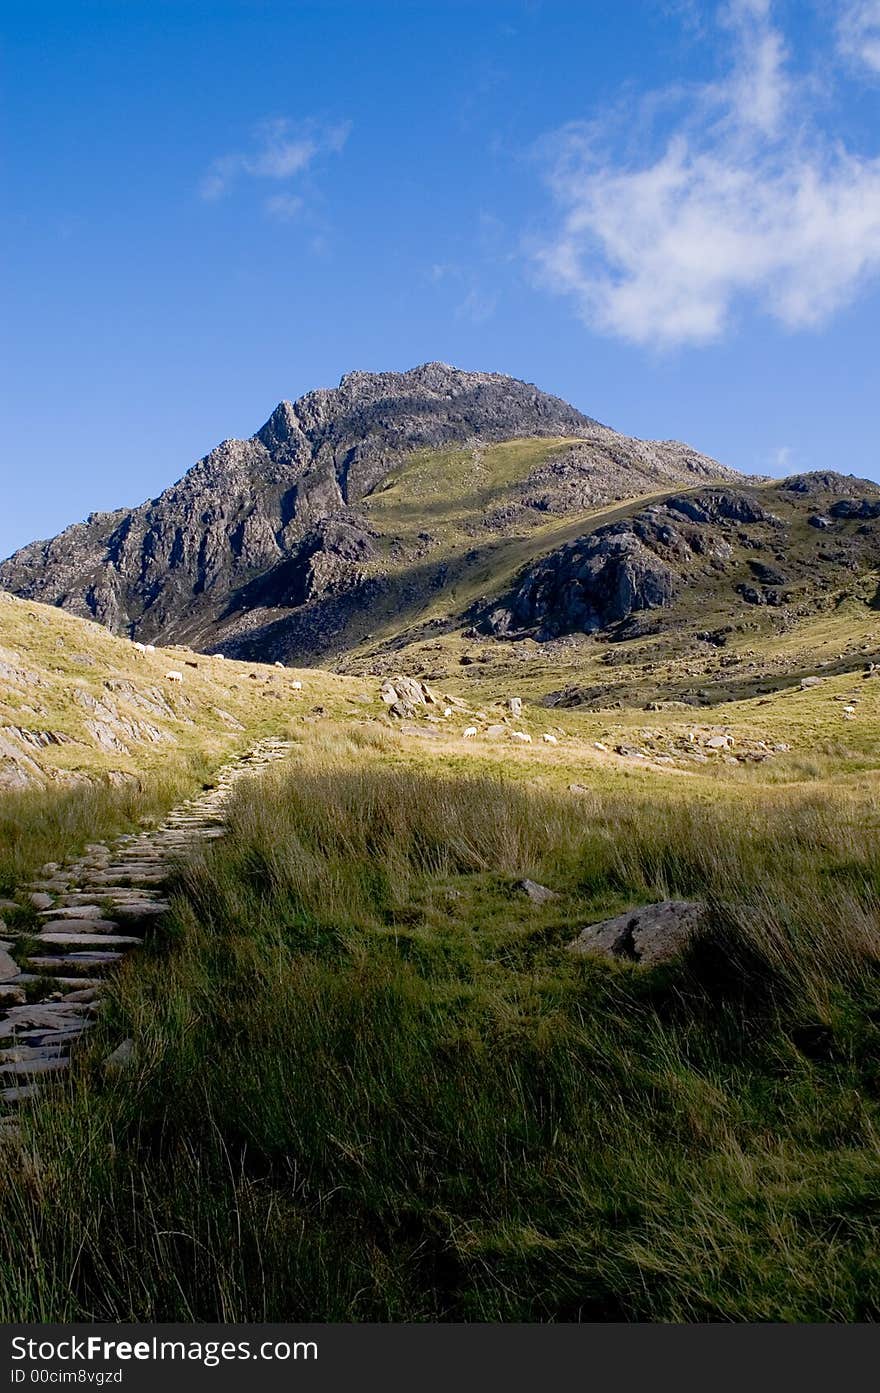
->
{"left": 838, "top": 1, "right": 880, "bottom": 74}
{"left": 532, "top": 2, "right": 880, "bottom": 347}
{"left": 200, "top": 118, "right": 351, "bottom": 204}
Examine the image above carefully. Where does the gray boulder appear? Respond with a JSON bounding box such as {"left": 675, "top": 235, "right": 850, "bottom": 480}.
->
{"left": 104, "top": 1038, "right": 134, "bottom": 1071}
{"left": 0, "top": 948, "right": 20, "bottom": 983}
{"left": 567, "top": 900, "right": 707, "bottom": 966}
{"left": 518, "top": 879, "right": 558, "bottom": 906}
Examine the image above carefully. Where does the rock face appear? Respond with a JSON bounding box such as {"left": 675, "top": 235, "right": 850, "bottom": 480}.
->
{"left": 485, "top": 489, "right": 765, "bottom": 640}
{"left": 0, "top": 365, "right": 594, "bottom": 647}
{"left": 567, "top": 900, "right": 707, "bottom": 966}
{"left": 0, "top": 365, "right": 732, "bottom": 662}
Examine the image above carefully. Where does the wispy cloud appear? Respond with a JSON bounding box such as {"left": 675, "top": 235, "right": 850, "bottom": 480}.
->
{"left": 838, "top": 0, "right": 880, "bottom": 74}
{"left": 199, "top": 118, "right": 351, "bottom": 214}
{"left": 532, "top": 1, "right": 880, "bottom": 347}
{"left": 766, "top": 444, "right": 795, "bottom": 473}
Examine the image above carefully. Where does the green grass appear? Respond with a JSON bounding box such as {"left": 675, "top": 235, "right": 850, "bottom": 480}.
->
{"left": 3, "top": 736, "right": 880, "bottom": 1321}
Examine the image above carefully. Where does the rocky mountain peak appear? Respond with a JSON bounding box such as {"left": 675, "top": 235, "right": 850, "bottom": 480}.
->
{"left": 0, "top": 365, "right": 732, "bottom": 659}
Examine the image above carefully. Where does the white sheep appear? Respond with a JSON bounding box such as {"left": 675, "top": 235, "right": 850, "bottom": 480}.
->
{"left": 132, "top": 641, "right": 145, "bottom": 652}
{"left": 165, "top": 670, "right": 183, "bottom": 684}
{"left": 274, "top": 661, "right": 285, "bottom": 669}
{"left": 144, "top": 644, "right": 156, "bottom": 654}
{"left": 291, "top": 680, "right": 303, "bottom": 690}
{"left": 542, "top": 733, "right": 558, "bottom": 745}
{"left": 511, "top": 731, "right": 532, "bottom": 744}
{"left": 463, "top": 726, "right": 477, "bottom": 739}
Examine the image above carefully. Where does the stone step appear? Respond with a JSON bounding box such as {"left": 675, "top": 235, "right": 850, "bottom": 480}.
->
{"left": 60, "top": 889, "right": 166, "bottom": 906}
{"left": 15, "top": 974, "right": 104, "bottom": 990}
{"left": 0, "top": 1043, "right": 68, "bottom": 1063}
{"left": 0, "top": 1009, "right": 89, "bottom": 1039}
{"left": 103, "top": 900, "right": 170, "bottom": 918}
{"left": 15, "top": 1025, "right": 91, "bottom": 1047}
{"left": 39, "top": 919, "right": 121, "bottom": 935}
{"left": 21, "top": 955, "right": 122, "bottom": 975}
{"left": 85, "top": 872, "right": 167, "bottom": 886}
{"left": 63, "top": 987, "right": 102, "bottom": 1003}
{"left": 0, "top": 1057, "right": 70, "bottom": 1078}
{"left": 36, "top": 932, "right": 142, "bottom": 948}
{"left": 39, "top": 905, "right": 107, "bottom": 920}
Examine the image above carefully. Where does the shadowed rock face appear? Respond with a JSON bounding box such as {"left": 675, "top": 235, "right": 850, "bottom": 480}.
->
{"left": 0, "top": 365, "right": 596, "bottom": 645}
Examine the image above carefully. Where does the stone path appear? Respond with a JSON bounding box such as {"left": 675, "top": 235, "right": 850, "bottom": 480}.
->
{"left": 0, "top": 737, "right": 293, "bottom": 1140}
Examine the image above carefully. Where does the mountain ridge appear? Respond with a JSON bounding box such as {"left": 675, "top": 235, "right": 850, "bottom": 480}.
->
{"left": 0, "top": 364, "right": 734, "bottom": 660}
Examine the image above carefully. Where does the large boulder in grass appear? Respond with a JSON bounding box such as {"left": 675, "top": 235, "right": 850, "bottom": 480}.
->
{"left": 567, "top": 900, "right": 707, "bottom": 967}
{"left": 380, "top": 675, "right": 443, "bottom": 717}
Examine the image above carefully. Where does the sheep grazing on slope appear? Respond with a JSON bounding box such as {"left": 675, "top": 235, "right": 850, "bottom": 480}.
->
{"left": 463, "top": 726, "right": 477, "bottom": 739}
{"left": 542, "top": 733, "right": 558, "bottom": 745}
{"left": 165, "top": 670, "right": 183, "bottom": 684}
{"left": 511, "top": 731, "right": 532, "bottom": 744}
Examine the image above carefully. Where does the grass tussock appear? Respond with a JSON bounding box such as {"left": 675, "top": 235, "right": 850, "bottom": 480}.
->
{"left": 2, "top": 746, "right": 880, "bottom": 1321}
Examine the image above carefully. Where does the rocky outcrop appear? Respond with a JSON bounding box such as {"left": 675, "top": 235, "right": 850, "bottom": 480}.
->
{"left": 486, "top": 523, "right": 678, "bottom": 639}
{"left": 780, "top": 472, "right": 880, "bottom": 498}
{"left": 481, "top": 488, "right": 791, "bottom": 642}
{"left": 568, "top": 900, "right": 708, "bottom": 966}
{"left": 514, "top": 438, "right": 733, "bottom": 514}
{"left": 829, "top": 498, "right": 880, "bottom": 520}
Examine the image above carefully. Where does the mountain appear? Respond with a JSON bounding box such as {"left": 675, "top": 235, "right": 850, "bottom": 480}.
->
{"left": 0, "top": 364, "right": 734, "bottom": 662}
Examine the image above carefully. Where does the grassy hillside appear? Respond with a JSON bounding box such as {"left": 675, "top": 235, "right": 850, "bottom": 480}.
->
{"left": 2, "top": 728, "right": 880, "bottom": 1320}
{"left": 3, "top": 490, "right": 880, "bottom": 1320}
{"left": 0, "top": 590, "right": 367, "bottom": 890}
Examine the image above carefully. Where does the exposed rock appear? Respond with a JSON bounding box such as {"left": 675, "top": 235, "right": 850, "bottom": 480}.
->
{"left": 104, "top": 1038, "right": 135, "bottom": 1071}
{"left": 780, "top": 471, "right": 880, "bottom": 497}
{"left": 488, "top": 522, "right": 678, "bottom": 640}
{"left": 517, "top": 879, "right": 558, "bottom": 905}
{"left": 829, "top": 498, "right": 880, "bottom": 520}
{"left": 568, "top": 900, "right": 707, "bottom": 966}
{"left": 381, "top": 675, "right": 440, "bottom": 717}
{"left": 0, "top": 949, "right": 20, "bottom": 983}
{"left": 0, "top": 365, "right": 597, "bottom": 655}
{"left": 516, "top": 439, "right": 730, "bottom": 517}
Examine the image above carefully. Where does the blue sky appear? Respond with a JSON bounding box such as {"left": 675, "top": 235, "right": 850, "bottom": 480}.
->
{"left": 2, "top": 0, "right": 880, "bottom": 558}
